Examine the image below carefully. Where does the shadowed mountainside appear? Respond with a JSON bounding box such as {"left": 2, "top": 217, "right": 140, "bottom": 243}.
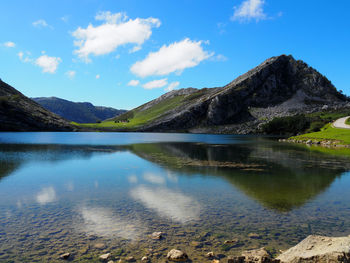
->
{"left": 0, "top": 80, "right": 73, "bottom": 131}
{"left": 33, "top": 97, "right": 126, "bottom": 123}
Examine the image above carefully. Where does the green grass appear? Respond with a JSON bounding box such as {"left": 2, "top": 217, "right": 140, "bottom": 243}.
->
{"left": 346, "top": 117, "right": 350, "bottom": 125}
{"left": 290, "top": 124, "right": 350, "bottom": 145}
{"left": 76, "top": 95, "right": 187, "bottom": 129}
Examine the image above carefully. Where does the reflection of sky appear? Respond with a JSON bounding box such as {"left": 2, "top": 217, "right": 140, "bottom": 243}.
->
{"left": 0, "top": 132, "right": 241, "bottom": 145}
{"left": 78, "top": 206, "right": 145, "bottom": 240}
{"left": 36, "top": 186, "right": 57, "bottom": 204}
{"left": 130, "top": 185, "right": 200, "bottom": 223}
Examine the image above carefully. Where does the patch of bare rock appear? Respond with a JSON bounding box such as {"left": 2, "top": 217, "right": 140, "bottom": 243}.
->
{"left": 277, "top": 235, "right": 350, "bottom": 263}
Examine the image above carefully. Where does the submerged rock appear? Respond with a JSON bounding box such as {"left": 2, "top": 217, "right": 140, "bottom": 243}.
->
{"left": 228, "top": 248, "right": 277, "bottom": 263}
{"left": 277, "top": 235, "right": 350, "bottom": 263}
{"left": 99, "top": 253, "right": 111, "bottom": 260}
{"left": 151, "top": 231, "right": 163, "bottom": 240}
{"left": 205, "top": 251, "right": 215, "bottom": 258}
{"left": 224, "top": 239, "right": 239, "bottom": 244}
{"left": 94, "top": 243, "right": 106, "bottom": 249}
{"left": 125, "top": 256, "right": 135, "bottom": 262}
{"left": 167, "top": 249, "right": 188, "bottom": 261}
{"left": 59, "top": 252, "right": 70, "bottom": 259}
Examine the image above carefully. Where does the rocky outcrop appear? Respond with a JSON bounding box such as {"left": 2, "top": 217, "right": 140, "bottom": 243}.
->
{"left": 124, "top": 55, "right": 348, "bottom": 133}
{"left": 0, "top": 80, "right": 73, "bottom": 131}
{"left": 277, "top": 235, "right": 350, "bottom": 263}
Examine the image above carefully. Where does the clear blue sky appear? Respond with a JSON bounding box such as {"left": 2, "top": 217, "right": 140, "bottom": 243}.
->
{"left": 0, "top": 0, "right": 349, "bottom": 110}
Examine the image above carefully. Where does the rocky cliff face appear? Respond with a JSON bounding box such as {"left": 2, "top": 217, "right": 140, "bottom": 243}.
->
{"left": 33, "top": 97, "right": 126, "bottom": 123}
{"left": 0, "top": 80, "right": 73, "bottom": 131}
{"left": 138, "top": 55, "right": 348, "bottom": 133}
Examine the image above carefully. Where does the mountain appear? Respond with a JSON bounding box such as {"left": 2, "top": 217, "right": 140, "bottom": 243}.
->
{"left": 33, "top": 97, "right": 126, "bottom": 123}
{"left": 110, "top": 55, "right": 349, "bottom": 133}
{"left": 0, "top": 80, "right": 73, "bottom": 131}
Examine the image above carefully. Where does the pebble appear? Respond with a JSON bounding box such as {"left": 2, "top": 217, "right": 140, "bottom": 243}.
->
{"left": 151, "top": 231, "right": 163, "bottom": 240}
{"left": 99, "top": 253, "right": 111, "bottom": 260}
{"left": 59, "top": 252, "right": 70, "bottom": 259}
{"left": 224, "top": 239, "right": 238, "bottom": 244}
{"left": 205, "top": 251, "right": 215, "bottom": 258}
{"left": 94, "top": 243, "right": 106, "bottom": 249}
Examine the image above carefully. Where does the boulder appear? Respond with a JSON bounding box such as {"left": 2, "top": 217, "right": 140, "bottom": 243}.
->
{"left": 167, "top": 249, "right": 188, "bottom": 261}
{"left": 277, "top": 235, "right": 350, "bottom": 263}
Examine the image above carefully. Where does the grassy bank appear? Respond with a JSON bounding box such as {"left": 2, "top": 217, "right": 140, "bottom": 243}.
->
{"left": 290, "top": 124, "right": 350, "bottom": 145}
{"left": 346, "top": 117, "right": 350, "bottom": 125}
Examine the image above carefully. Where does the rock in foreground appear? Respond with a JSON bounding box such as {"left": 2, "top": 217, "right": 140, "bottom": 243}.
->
{"left": 277, "top": 235, "right": 350, "bottom": 263}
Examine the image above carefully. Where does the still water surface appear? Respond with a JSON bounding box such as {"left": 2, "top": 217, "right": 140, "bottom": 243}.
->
{"left": 1, "top": 132, "right": 350, "bottom": 262}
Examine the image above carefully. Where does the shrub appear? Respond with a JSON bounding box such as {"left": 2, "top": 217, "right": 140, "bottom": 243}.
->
{"left": 261, "top": 115, "right": 310, "bottom": 135}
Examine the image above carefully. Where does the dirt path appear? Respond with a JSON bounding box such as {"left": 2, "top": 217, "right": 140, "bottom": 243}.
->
{"left": 332, "top": 116, "right": 350, "bottom": 129}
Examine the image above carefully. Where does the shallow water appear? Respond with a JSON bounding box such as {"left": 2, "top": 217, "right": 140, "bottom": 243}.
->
{"left": 1, "top": 132, "right": 350, "bottom": 262}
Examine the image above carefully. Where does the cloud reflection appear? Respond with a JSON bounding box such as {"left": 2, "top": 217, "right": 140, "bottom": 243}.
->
{"left": 130, "top": 185, "right": 200, "bottom": 223}
{"left": 36, "top": 186, "right": 57, "bottom": 204}
{"left": 78, "top": 206, "right": 145, "bottom": 240}
{"left": 143, "top": 172, "right": 165, "bottom": 185}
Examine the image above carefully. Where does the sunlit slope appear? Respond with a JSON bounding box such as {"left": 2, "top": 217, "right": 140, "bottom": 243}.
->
{"left": 77, "top": 88, "right": 212, "bottom": 130}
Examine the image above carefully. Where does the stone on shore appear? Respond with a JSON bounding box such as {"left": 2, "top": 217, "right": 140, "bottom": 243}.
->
{"left": 167, "top": 249, "right": 188, "bottom": 261}
{"left": 277, "top": 235, "right": 350, "bottom": 263}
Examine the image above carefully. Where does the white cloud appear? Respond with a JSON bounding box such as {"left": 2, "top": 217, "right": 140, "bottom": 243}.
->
{"left": 213, "top": 54, "right": 228, "bottom": 62}
{"left": 35, "top": 55, "right": 62, "bottom": 73}
{"left": 131, "top": 38, "right": 213, "bottom": 77}
{"left": 3, "top": 41, "right": 15, "bottom": 48}
{"left": 61, "top": 16, "right": 69, "bottom": 23}
{"left": 231, "top": 0, "right": 266, "bottom": 22}
{"left": 128, "top": 79, "right": 140, "bottom": 86}
{"left": 72, "top": 11, "right": 161, "bottom": 62}
{"left": 32, "top": 19, "right": 53, "bottom": 29}
{"left": 129, "top": 45, "right": 141, "bottom": 53}
{"left": 36, "top": 186, "right": 57, "bottom": 204}
{"left": 17, "top": 51, "right": 24, "bottom": 60}
{"left": 165, "top": 81, "right": 180, "bottom": 92}
{"left": 18, "top": 51, "right": 32, "bottom": 63}
{"left": 96, "top": 74, "right": 100, "bottom": 79}
{"left": 142, "top": 78, "right": 168, "bottom": 90}
{"left": 66, "top": 70, "right": 76, "bottom": 79}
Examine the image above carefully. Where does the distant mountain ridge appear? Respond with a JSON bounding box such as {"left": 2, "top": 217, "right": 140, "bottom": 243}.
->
{"left": 110, "top": 55, "right": 349, "bottom": 133}
{"left": 33, "top": 97, "right": 126, "bottom": 123}
{"left": 0, "top": 80, "right": 72, "bottom": 131}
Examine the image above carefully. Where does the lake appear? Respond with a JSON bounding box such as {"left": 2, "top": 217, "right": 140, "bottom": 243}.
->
{"left": 1, "top": 132, "right": 350, "bottom": 262}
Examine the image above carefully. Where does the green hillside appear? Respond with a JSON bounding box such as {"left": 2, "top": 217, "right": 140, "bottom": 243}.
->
{"left": 76, "top": 88, "right": 207, "bottom": 130}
